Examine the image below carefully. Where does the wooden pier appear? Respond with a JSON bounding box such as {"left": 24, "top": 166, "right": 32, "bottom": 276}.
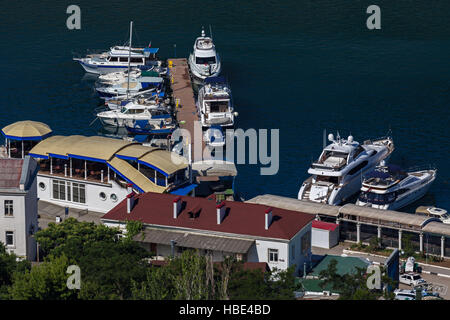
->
{"left": 167, "top": 58, "right": 204, "bottom": 157}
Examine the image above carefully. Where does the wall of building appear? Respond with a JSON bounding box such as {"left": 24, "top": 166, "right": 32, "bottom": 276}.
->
{"left": 312, "top": 228, "right": 331, "bottom": 249}
{"left": 37, "top": 174, "right": 129, "bottom": 213}
{"left": 288, "top": 223, "right": 312, "bottom": 275}
{"left": 24, "top": 177, "right": 38, "bottom": 260}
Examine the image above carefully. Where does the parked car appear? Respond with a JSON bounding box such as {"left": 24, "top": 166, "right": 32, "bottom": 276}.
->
{"left": 399, "top": 273, "right": 427, "bottom": 287}
{"left": 394, "top": 289, "right": 416, "bottom": 300}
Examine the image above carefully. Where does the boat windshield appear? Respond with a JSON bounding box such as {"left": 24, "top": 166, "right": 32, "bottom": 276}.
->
{"left": 196, "top": 56, "right": 216, "bottom": 64}
{"left": 358, "top": 191, "right": 396, "bottom": 205}
{"left": 207, "top": 101, "right": 229, "bottom": 113}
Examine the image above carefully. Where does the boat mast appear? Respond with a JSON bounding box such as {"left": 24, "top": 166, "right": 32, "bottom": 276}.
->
{"left": 127, "top": 21, "right": 133, "bottom": 100}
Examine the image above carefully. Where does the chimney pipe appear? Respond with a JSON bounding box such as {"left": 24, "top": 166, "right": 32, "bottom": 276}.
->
{"left": 127, "top": 192, "right": 136, "bottom": 214}
{"left": 265, "top": 207, "right": 273, "bottom": 230}
{"left": 216, "top": 201, "right": 226, "bottom": 224}
{"left": 126, "top": 183, "right": 133, "bottom": 194}
{"left": 173, "top": 196, "right": 182, "bottom": 218}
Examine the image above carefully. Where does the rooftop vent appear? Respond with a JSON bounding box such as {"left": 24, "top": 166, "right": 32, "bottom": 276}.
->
{"left": 265, "top": 207, "right": 273, "bottom": 230}
{"left": 127, "top": 192, "right": 136, "bottom": 214}
{"left": 216, "top": 201, "right": 226, "bottom": 224}
{"left": 173, "top": 196, "right": 182, "bottom": 219}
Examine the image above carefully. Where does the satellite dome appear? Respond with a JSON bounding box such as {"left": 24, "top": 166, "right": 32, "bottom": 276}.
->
{"left": 347, "top": 135, "right": 354, "bottom": 143}
{"left": 328, "top": 133, "right": 334, "bottom": 142}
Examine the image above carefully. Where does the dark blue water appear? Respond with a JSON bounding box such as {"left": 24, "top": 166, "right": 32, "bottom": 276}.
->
{"left": 1, "top": 1, "right": 449, "bottom": 211}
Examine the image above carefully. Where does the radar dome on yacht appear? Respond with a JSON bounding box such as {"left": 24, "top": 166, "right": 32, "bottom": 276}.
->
{"left": 328, "top": 133, "right": 334, "bottom": 142}
{"left": 201, "top": 27, "right": 206, "bottom": 37}
{"left": 347, "top": 135, "right": 354, "bottom": 143}
{"left": 380, "top": 160, "right": 386, "bottom": 166}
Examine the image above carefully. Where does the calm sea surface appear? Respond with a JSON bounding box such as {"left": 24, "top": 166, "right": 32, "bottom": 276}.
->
{"left": 1, "top": 1, "right": 449, "bottom": 211}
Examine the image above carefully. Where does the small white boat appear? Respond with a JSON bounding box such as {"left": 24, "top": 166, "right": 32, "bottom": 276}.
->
{"left": 95, "top": 76, "right": 164, "bottom": 99}
{"left": 188, "top": 27, "right": 221, "bottom": 82}
{"left": 356, "top": 163, "right": 436, "bottom": 210}
{"left": 204, "top": 125, "right": 225, "bottom": 147}
{"left": 97, "top": 101, "right": 174, "bottom": 129}
{"left": 416, "top": 206, "right": 449, "bottom": 224}
{"left": 197, "top": 77, "right": 235, "bottom": 128}
{"left": 298, "top": 133, "right": 395, "bottom": 205}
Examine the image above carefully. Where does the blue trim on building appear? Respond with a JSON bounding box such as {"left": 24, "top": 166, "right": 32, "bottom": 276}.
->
{"left": 137, "top": 160, "right": 169, "bottom": 177}
{"left": 1, "top": 131, "right": 52, "bottom": 141}
{"left": 67, "top": 154, "right": 107, "bottom": 163}
{"left": 106, "top": 163, "right": 145, "bottom": 193}
{"left": 28, "top": 153, "right": 48, "bottom": 159}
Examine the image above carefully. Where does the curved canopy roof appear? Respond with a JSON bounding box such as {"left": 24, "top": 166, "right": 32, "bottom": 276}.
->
{"left": 422, "top": 222, "right": 450, "bottom": 237}
{"left": 2, "top": 121, "right": 52, "bottom": 141}
{"left": 138, "top": 149, "right": 188, "bottom": 176}
{"left": 29, "top": 135, "right": 137, "bottom": 162}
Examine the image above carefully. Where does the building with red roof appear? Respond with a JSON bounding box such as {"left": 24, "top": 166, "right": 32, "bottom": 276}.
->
{"left": 311, "top": 220, "right": 340, "bottom": 249}
{"left": 101, "top": 192, "right": 315, "bottom": 274}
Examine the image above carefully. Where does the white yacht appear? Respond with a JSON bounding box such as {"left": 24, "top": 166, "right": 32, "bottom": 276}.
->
{"left": 188, "top": 27, "right": 221, "bottom": 82}
{"left": 74, "top": 46, "right": 159, "bottom": 75}
{"left": 416, "top": 206, "right": 450, "bottom": 224}
{"left": 95, "top": 76, "right": 164, "bottom": 99}
{"left": 97, "top": 101, "right": 174, "bottom": 131}
{"left": 355, "top": 163, "right": 436, "bottom": 210}
{"left": 73, "top": 22, "right": 160, "bottom": 75}
{"left": 197, "top": 77, "right": 235, "bottom": 128}
{"left": 298, "top": 133, "right": 394, "bottom": 205}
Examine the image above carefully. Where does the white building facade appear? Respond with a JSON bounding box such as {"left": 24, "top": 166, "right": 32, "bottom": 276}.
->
{"left": 0, "top": 156, "right": 38, "bottom": 260}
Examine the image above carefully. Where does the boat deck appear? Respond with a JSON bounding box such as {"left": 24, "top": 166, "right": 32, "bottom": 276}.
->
{"left": 168, "top": 58, "right": 205, "bottom": 159}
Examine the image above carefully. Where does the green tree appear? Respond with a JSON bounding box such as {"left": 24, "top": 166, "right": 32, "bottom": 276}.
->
{"left": 77, "top": 240, "right": 150, "bottom": 300}
{"left": 130, "top": 266, "right": 172, "bottom": 300}
{"left": 0, "top": 243, "right": 31, "bottom": 299}
{"left": 9, "top": 254, "right": 77, "bottom": 300}
{"left": 125, "top": 220, "right": 144, "bottom": 242}
{"left": 35, "top": 218, "right": 119, "bottom": 260}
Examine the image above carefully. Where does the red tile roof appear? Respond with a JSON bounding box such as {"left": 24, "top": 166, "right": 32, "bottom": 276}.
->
{"left": 102, "top": 192, "right": 314, "bottom": 240}
{"left": 0, "top": 159, "right": 23, "bottom": 188}
{"left": 312, "top": 220, "right": 339, "bottom": 231}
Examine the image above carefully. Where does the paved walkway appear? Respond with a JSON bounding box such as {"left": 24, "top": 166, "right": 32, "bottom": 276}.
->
{"left": 38, "top": 200, "right": 104, "bottom": 229}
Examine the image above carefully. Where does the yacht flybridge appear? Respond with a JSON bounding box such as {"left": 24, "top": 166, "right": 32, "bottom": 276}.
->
{"left": 73, "top": 22, "right": 159, "bottom": 75}
{"left": 188, "top": 27, "right": 221, "bottom": 82}
{"left": 197, "top": 77, "right": 235, "bottom": 128}
{"left": 298, "top": 133, "right": 394, "bottom": 205}
{"left": 356, "top": 163, "right": 436, "bottom": 210}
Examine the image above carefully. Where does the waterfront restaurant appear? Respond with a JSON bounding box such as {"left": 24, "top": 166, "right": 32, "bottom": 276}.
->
{"left": 27, "top": 135, "right": 190, "bottom": 213}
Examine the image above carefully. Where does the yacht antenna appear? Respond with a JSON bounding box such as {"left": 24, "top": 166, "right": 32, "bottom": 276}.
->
{"left": 323, "top": 129, "right": 326, "bottom": 149}
{"left": 209, "top": 25, "right": 213, "bottom": 40}
{"left": 127, "top": 21, "right": 133, "bottom": 100}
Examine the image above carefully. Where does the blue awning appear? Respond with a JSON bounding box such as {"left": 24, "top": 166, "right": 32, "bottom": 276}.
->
{"left": 170, "top": 183, "right": 198, "bottom": 196}
{"left": 143, "top": 47, "right": 159, "bottom": 54}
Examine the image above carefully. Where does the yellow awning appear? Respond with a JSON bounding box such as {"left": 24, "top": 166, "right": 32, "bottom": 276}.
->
{"left": 138, "top": 149, "right": 188, "bottom": 176}
{"left": 2, "top": 121, "right": 52, "bottom": 140}
{"left": 115, "top": 144, "right": 160, "bottom": 160}
{"left": 108, "top": 157, "right": 166, "bottom": 193}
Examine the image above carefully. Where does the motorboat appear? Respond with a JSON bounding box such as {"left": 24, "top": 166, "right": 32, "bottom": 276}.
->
{"left": 197, "top": 76, "right": 235, "bottom": 128}
{"left": 105, "top": 91, "right": 167, "bottom": 110}
{"left": 96, "top": 101, "right": 174, "bottom": 129}
{"left": 415, "top": 206, "right": 449, "bottom": 224}
{"left": 356, "top": 163, "right": 436, "bottom": 210}
{"left": 204, "top": 125, "right": 225, "bottom": 147}
{"left": 298, "top": 133, "right": 394, "bottom": 205}
{"left": 97, "top": 66, "right": 167, "bottom": 86}
{"left": 188, "top": 27, "right": 221, "bottom": 82}
{"left": 73, "top": 22, "right": 160, "bottom": 75}
{"left": 95, "top": 76, "right": 164, "bottom": 99}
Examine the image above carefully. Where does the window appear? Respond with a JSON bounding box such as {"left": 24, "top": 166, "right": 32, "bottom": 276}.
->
{"left": 119, "top": 57, "right": 128, "bottom": 62}
{"left": 110, "top": 194, "right": 118, "bottom": 202}
{"left": 348, "top": 161, "right": 368, "bottom": 176}
{"left": 99, "top": 192, "right": 107, "bottom": 201}
{"left": 52, "top": 180, "right": 66, "bottom": 200}
{"left": 38, "top": 182, "right": 46, "bottom": 191}
{"left": 301, "top": 231, "right": 311, "bottom": 255}
{"left": 4, "top": 200, "right": 13, "bottom": 217}
{"left": 196, "top": 56, "right": 216, "bottom": 64}
{"left": 5, "top": 231, "right": 14, "bottom": 246}
{"left": 268, "top": 248, "right": 279, "bottom": 263}
{"left": 72, "top": 183, "right": 86, "bottom": 204}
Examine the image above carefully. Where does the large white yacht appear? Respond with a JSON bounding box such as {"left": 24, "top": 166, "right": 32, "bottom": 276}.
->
{"left": 298, "top": 133, "right": 394, "bottom": 205}
{"left": 356, "top": 163, "right": 436, "bottom": 210}
{"left": 197, "top": 76, "right": 235, "bottom": 128}
{"left": 73, "top": 22, "right": 160, "bottom": 75}
{"left": 188, "top": 27, "right": 221, "bottom": 82}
